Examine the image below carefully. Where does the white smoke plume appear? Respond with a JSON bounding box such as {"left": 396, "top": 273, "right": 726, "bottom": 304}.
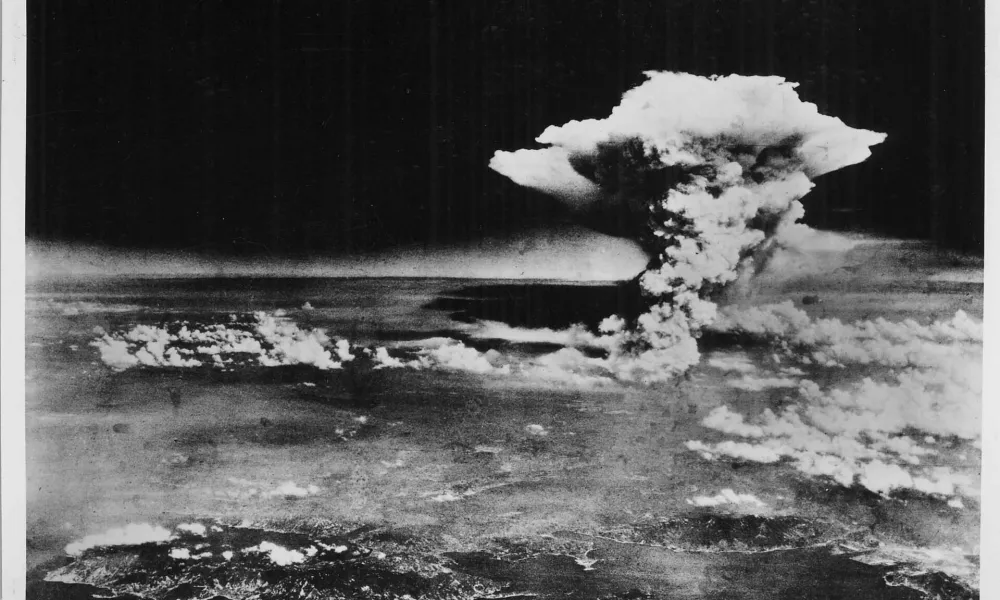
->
{"left": 490, "top": 71, "right": 886, "bottom": 381}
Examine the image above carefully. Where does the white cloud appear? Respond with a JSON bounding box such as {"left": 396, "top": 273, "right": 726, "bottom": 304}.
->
{"left": 686, "top": 489, "right": 766, "bottom": 508}
{"left": 254, "top": 312, "right": 341, "bottom": 370}
{"left": 792, "top": 452, "right": 857, "bottom": 487}
{"left": 726, "top": 375, "right": 800, "bottom": 391}
{"left": 220, "top": 478, "right": 322, "bottom": 501}
{"left": 429, "top": 492, "right": 463, "bottom": 502}
{"left": 464, "top": 321, "right": 606, "bottom": 350}
{"left": 525, "top": 424, "right": 549, "bottom": 436}
{"left": 685, "top": 439, "right": 783, "bottom": 463}
{"left": 65, "top": 523, "right": 174, "bottom": 556}
{"left": 701, "top": 406, "right": 765, "bottom": 438}
{"left": 91, "top": 312, "right": 349, "bottom": 372}
{"left": 474, "top": 445, "right": 503, "bottom": 454}
{"left": 90, "top": 336, "right": 139, "bottom": 371}
{"left": 706, "top": 353, "right": 757, "bottom": 373}
{"left": 245, "top": 542, "right": 307, "bottom": 566}
{"left": 411, "top": 339, "right": 510, "bottom": 375}
{"left": 688, "top": 303, "right": 982, "bottom": 500}
{"left": 372, "top": 347, "right": 405, "bottom": 369}
{"left": 169, "top": 548, "right": 191, "bottom": 560}
{"left": 849, "top": 544, "right": 979, "bottom": 592}
{"left": 858, "top": 460, "right": 915, "bottom": 495}
{"left": 692, "top": 371, "right": 979, "bottom": 498}
{"left": 710, "top": 303, "right": 982, "bottom": 372}
{"left": 261, "top": 481, "right": 322, "bottom": 499}
{"left": 519, "top": 347, "right": 616, "bottom": 388}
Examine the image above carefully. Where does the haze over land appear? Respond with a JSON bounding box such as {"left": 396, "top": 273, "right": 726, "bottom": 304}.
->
{"left": 26, "top": 226, "right": 648, "bottom": 282}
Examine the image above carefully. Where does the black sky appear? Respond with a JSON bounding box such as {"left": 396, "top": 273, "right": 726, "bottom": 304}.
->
{"left": 26, "top": 0, "right": 985, "bottom": 256}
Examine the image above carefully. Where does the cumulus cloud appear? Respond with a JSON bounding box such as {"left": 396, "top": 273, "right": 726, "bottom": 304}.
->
{"left": 709, "top": 303, "right": 981, "bottom": 370}
{"left": 65, "top": 523, "right": 174, "bottom": 556}
{"left": 519, "top": 347, "right": 617, "bottom": 388}
{"left": 91, "top": 312, "right": 348, "bottom": 372}
{"left": 691, "top": 367, "right": 980, "bottom": 498}
{"left": 686, "top": 489, "right": 766, "bottom": 508}
{"left": 258, "top": 481, "right": 321, "bottom": 499}
{"left": 372, "top": 347, "right": 405, "bottom": 369}
{"left": 525, "top": 424, "right": 549, "bottom": 436}
{"left": 389, "top": 331, "right": 689, "bottom": 387}
{"left": 685, "top": 439, "right": 783, "bottom": 463}
{"left": 405, "top": 338, "right": 511, "bottom": 375}
{"left": 798, "top": 369, "right": 981, "bottom": 442}
{"left": 706, "top": 353, "right": 757, "bottom": 373}
{"left": 686, "top": 302, "right": 982, "bottom": 500}
{"left": 91, "top": 336, "right": 140, "bottom": 371}
{"left": 244, "top": 542, "right": 308, "bottom": 566}
{"left": 464, "top": 321, "right": 606, "bottom": 349}
{"left": 701, "top": 406, "right": 766, "bottom": 438}
{"left": 850, "top": 544, "right": 979, "bottom": 592}
{"left": 214, "top": 478, "right": 323, "bottom": 501}
{"left": 428, "top": 492, "right": 464, "bottom": 503}
{"left": 726, "top": 375, "right": 800, "bottom": 391}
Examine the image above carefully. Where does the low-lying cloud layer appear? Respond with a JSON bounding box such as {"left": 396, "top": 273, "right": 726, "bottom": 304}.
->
{"left": 687, "top": 305, "right": 981, "bottom": 503}
{"left": 686, "top": 489, "right": 766, "bottom": 509}
{"left": 66, "top": 523, "right": 174, "bottom": 556}
{"left": 28, "top": 226, "right": 648, "bottom": 282}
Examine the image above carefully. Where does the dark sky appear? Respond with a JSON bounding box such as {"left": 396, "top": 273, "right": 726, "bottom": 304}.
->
{"left": 26, "top": 0, "right": 984, "bottom": 256}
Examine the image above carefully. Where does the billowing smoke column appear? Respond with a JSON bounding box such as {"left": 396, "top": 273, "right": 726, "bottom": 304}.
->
{"left": 490, "top": 72, "right": 886, "bottom": 383}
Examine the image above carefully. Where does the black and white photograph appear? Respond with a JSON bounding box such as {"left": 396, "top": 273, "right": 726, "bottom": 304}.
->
{"left": 3, "top": 0, "right": 993, "bottom": 598}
